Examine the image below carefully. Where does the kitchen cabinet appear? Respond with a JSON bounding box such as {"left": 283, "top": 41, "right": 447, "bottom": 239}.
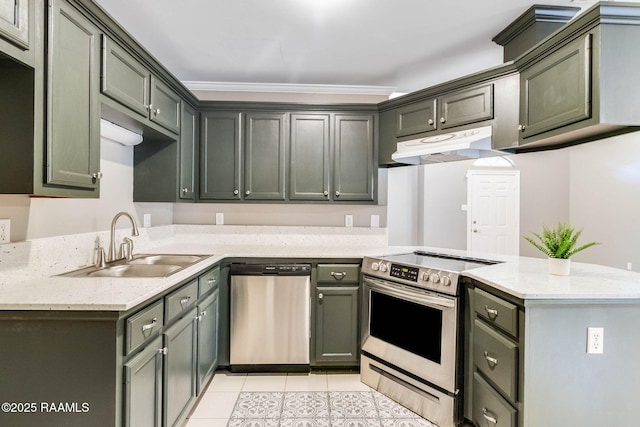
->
{"left": 178, "top": 102, "right": 198, "bottom": 201}
{"left": 200, "top": 111, "right": 242, "bottom": 200}
{"left": 313, "top": 264, "right": 360, "bottom": 367}
{"left": 123, "top": 336, "right": 163, "bottom": 427}
{"left": 46, "top": 0, "right": 101, "bottom": 193}
{"left": 518, "top": 34, "right": 591, "bottom": 140}
{"left": 244, "top": 112, "right": 287, "bottom": 200}
{"left": 467, "top": 285, "right": 524, "bottom": 427}
{"left": 333, "top": 114, "right": 376, "bottom": 202}
{"left": 289, "top": 113, "right": 331, "bottom": 201}
{"left": 289, "top": 113, "right": 375, "bottom": 202}
{"left": 395, "top": 85, "right": 493, "bottom": 138}
{"left": 163, "top": 307, "right": 197, "bottom": 427}
{"left": 0, "top": 0, "right": 29, "bottom": 50}
{"left": 101, "top": 36, "right": 180, "bottom": 135}
{"left": 196, "top": 289, "right": 219, "bottom": 394}
{"left": 513, "top": 4, "right": 640, "bottom": 149}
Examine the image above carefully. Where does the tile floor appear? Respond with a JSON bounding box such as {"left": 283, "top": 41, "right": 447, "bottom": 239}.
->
{"left": 185, "top": 371, "right": 438, "bottom": 427}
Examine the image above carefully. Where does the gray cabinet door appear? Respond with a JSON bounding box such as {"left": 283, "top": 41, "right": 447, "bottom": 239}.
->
{"left": 196, "top": 289, "right": 219, "bottom": 395}
{"left": 315, "top": 285, "right": 359, "bottom": 366}
{"left": 333, "top": 114, "right": 375, "bottom": 202}
{"left": 150, "top": 75, "right": 181, "bottom": 134}
{"left": 289, "top": 114, "right": 331, "bottom": 201}
{"left": 163, "top": 309, "right": 197, "bottom": 427}
{"left": 200, "top": 111, "right": 242, "bottom": 200}
{"left": 396, "top": 98, "right": 437, "bottom": 137}
{"left": 101, "top": 35, "right": 150, "bottom": 118}
{"left": 519, "top": 34, "right": 591, "bottom": 139}
{"left": 123, "top": 336, "right": 163, "bottom": 427}
{"left": 0, "top": 0, "right": 29, "bottom": 49}
{"left": 244, "top": 112, "right": 286, "bottom": 200}
{"left": 439, "top": 84, "right": 493, "bottom": 129}
{"left": 179, "top": 103, "right": 197, "bottom": 201}
{"left": 46, "top": 0, "right": 100, "bottom": 190}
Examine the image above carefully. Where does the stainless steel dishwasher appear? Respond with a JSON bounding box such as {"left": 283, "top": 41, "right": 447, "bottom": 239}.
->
{"left": 229, "top": 263, "right": 311, "bottom": 372}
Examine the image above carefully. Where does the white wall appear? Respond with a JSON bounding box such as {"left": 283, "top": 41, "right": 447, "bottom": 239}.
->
{"left": 386, "top": 166, "right": 419, "bottom": 245}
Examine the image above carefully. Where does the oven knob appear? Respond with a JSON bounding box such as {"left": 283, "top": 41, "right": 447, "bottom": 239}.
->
{"left": 379, "top": 263, "right": 388, "bottom": 272}
{"left": 442, "top": 276, "right": 452, "bottom": 286}
{"left": 371, "top": 262, "right": 380, "bottom": 271}
{"left": 430, "top": 273, "right": 440, "bottom": 284}
{"left": 421, "top": 272, "right": 430, "bottom": 282}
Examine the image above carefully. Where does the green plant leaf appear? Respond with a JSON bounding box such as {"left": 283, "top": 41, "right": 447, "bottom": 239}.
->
{"left": 523, "top": 223, "right": 601, "bottom": 259}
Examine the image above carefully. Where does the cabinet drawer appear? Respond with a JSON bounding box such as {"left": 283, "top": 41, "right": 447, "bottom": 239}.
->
{"left": 165, "top": 279, "right": 198, "bottom": 323}
{"left": 126, "top": 300, "right": 164, "bottom": 355}
{"left": 474, "top": 288, "right": 518, "bottom": 337}
{"left": 198, "top": 266, "right": 220, "bottom": 297}
{"left": 474, "top": 319, "right": 518, "bottom": 402}
{"left": 317, "top": 264, "right": 360, "bottom": 283}
{"left": 472, "top": 372, "right": 517, "bottom": 427}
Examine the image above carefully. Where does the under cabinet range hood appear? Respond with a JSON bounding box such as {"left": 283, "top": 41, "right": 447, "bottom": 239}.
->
{"left": 391, "top": 125, "right": 503, "bottom": 164}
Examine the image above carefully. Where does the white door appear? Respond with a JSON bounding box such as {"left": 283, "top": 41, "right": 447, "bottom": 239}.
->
{"left": 467, "top": 170, "right": 520, "bottom": 256}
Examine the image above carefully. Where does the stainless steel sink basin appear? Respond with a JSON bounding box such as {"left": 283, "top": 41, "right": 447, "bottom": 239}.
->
{"left": 59, "top": 254, "right": 209, "bottom": 278}
{"left": 127, "top": 254, "right": 205, "bottom": 266}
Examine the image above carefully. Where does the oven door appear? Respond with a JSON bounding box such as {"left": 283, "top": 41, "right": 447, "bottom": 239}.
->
{"left": 361, "top": 275, "right": 458, "bottom": 392}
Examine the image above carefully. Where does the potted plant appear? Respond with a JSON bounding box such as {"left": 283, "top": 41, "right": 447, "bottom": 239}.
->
{"left": 524, "top": 223, "right": 601, "bottom": 275}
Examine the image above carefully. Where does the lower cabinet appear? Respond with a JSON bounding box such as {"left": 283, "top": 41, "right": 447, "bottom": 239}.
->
{"left": 313, "top": 264, "right": 361, "bottom": 367}
{"left": 123, "top": 336, "right": 163, "bottom": 427}
{"left": 196, "top": 289, "right": 219, "bottom": 394}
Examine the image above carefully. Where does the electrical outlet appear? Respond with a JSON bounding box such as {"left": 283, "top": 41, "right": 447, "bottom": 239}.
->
{"left": 345, "top": 214, "right": 353, "bottom": 227}
{"left": 0, "top": 219, "right": 10, "bottom": 244}
{"left": 370, "top": 214, "right": 380, "bottom": 228}
{"left": 143, "top": 214, "right": 151, "bottom": 228}
{"left": 216, "top": 213, "right": 224, "bottom": 225}
{"left": 628, "top": 262, "right": 633, "bottom": 271}
{"left": 587, "top": 327, "right": 604, "bottom": 354}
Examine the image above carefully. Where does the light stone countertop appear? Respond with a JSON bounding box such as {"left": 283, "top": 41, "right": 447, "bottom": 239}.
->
{"left": 1, "top": 225, "right": 640, "bottom": 311}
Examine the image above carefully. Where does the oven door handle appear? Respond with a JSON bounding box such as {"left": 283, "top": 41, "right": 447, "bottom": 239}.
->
{"left": 364, "top": 277, "right": 455, "bottom": 309}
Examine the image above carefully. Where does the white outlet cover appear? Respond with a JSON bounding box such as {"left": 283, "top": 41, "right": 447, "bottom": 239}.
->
{"left": 345, "top": 214, "right": 353, "bottom": 227}
{"left": 0, "top": 219, "right": 10, "bottom": 244}
{"left": 587, "top": 327, "right": 604, "bottom": 354}
{"left": 216, "top": 213, "right": 224, "bottom": 225}
{"left": 143, "top": 214, "right": 151, "bottom": 228}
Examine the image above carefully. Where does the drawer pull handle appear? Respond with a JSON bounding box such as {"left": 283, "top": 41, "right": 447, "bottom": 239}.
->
{"left": 482, "top": 408, "right": 498, "bottom": 424}
{"left": 331, "top": 271, "right": 347, "bottom": 280}
{"left": 484, "top": 351, "right": 499, "bottom": 368}
{"left": 180, "top": 296, "right": 191, "bottom": 306}
{"left": 158, "top": 347, "right": 168, "bottom": 355}
{"left": 484, "top": 305, "right": 499, "bottom": 320}
{"left": 208, "top": 278, "right": 216, "bottom": 285}
{"left": 141, "top": 317, "right": 157, "bottom": 333}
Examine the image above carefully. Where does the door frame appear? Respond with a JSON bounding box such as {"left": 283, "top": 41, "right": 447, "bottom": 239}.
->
{"left": 466, "top": 169, "right": 520, "bottom": 255}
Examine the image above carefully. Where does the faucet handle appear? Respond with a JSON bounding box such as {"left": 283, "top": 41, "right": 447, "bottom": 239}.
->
{"left": 121, "top": 237, "right": 134, "bottom": 261}
{"left": 95, "top": 247, "right": 106, "bottom": 268}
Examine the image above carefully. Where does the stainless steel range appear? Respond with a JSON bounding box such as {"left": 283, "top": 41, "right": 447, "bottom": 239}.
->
{"left": 360, "top": 251, "right": 497, "bottom": 427}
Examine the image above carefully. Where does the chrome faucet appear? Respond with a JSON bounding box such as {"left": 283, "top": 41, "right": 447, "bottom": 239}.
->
{"left": 108, "top": 212, "right": 140, "bottom": 262}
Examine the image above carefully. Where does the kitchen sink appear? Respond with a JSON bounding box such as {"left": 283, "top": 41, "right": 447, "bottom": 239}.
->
{"left": 59, "top": 254, "right": 209, "bottom": 278}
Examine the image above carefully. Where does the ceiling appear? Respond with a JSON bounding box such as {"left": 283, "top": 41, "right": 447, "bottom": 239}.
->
{"left": 93, "top": 0, "right": 594, "bottom": 96}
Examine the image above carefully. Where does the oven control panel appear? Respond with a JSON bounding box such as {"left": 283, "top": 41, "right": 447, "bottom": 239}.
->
{"left": 389, "top": 264, "right": 418, "bottom": 282}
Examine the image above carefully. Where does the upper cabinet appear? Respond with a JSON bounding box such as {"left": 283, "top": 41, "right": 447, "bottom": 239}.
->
{"left": 101, "top": 36, "right": 181, "bottom": 135}
{"left": 200, "top": 106, "right": 377, "bottom": 204}
{"left": 46, "top": 0, "right": 101, "bottom": 193}
{"left": 514, "top": 3, "right": 640, "bottom": 149}
{"left": 178, "top": 102, "right": 198, "bottom": 201}
{"left": 0, "top": 0, "right": 29, "bottom": 50}
{"left": 395, "top": 84, "right": 494, "bottom": 138}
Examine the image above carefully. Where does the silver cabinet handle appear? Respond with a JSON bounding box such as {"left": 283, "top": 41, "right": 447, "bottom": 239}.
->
{"left": 92, "top": 172, "right": 103, "bottom": 180}
{"left": 440, "top": 117, "right": 446, "bottom": 124}
{"left": 201, "top": 310, "right": 207, "bottom": 317}
{"left": 245, "top": 190, "right": 251, "bottom": 196}
{"left": 335, "top": 191, "right": 340, "bottom": 197}
{"left": 484, "top": 351, "right": 498, "bottom": 368}
{"left": 518, "top": 124, "right": 526, "bottom": 132}
{"left": 180, "top": 296, "right": 191, "bottom": 306}
{"left": 323, "top": 190, "right": 329, "bottom": 196}
{"left": 484, "top": 305, "right": 499, "bottom": 320}
{"left": 208, "top": 278, "right": 216, "bottom": 285}
{"left": 181, "top": 188, "right": 189, "bottom": 194}
{"left": 233, "top": 189, "right": 239, "bottom": 195}
{"left": 145, "top": 104, "right": 152, "bottom": 111}
{"left": 158, "top": 347, "right": 168, "bottom": 355}
{"left": 154, "top": 108, "right": 161, "bottom": 115}
{"left": 318, "top": 293, "right": 323, "bottom": 300}
{"left": 482, "top": 408, "right": 498, "bottom": 424}
{"left": 331, "top": 271, "right": 347, "bottom": 280}
{"left": 141, "top": 317, "right": 157, "bottom": 332}
{"left": 427, "top": 118, "right": 434, "bottom": 126}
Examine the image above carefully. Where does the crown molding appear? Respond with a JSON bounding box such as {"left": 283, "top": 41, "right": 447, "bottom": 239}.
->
{"left": 183, "top": 81, "right": 396, "bottom": 96}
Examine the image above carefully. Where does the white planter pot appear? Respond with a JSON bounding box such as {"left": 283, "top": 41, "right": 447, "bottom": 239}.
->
{"left": 549, "top": 257, "right": 571, "bottom": 276}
